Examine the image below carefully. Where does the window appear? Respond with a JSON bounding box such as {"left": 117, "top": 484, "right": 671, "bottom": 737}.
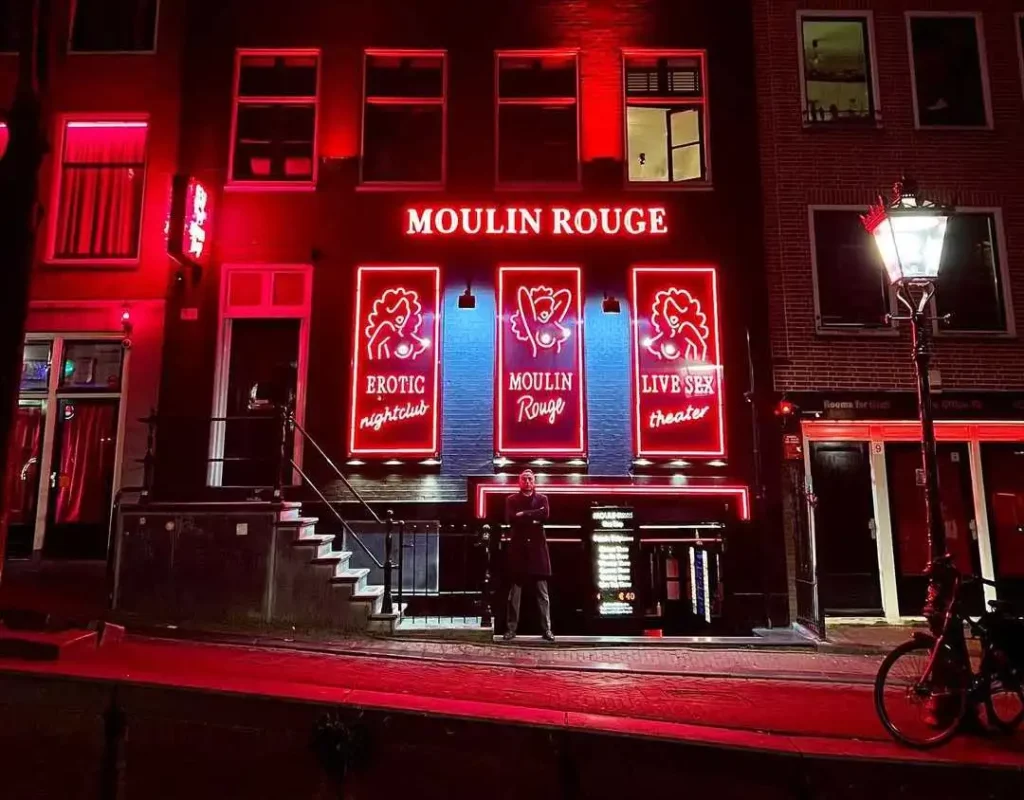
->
{"left": 230, "top": 51, "right": 320, "bottom": 185}
{"left": 810, "top": 208, "right": 891, "bottom": 331}
{"left": 0, "top": 1, "right": 19, "bottom": 53}
{"left": 907, "top": 14, "right": 990, "bottom": 128}
{"left": 496, "top": 51, "right": 579, "bottom": 186}
{"left": 624, "top": 51, "right": 709, "bottom": 183}
{"left": 361, "top": 51, "right": 445, "bottom": 186}
{"left": 60, "top": 341, "right": 125, "bottom": 391}
{"left": 70, "top": 0, "right": 159, "bottom": 53}
{"left": 21, "top": 341, "right": 53, "bottom": 393}
{"left": 1017, "top": 14, "right": 1024, "bottom": 99}
{"left": 933, "top": 212, "right": 1010, "bottom": 333}
{"left": 798, "top": 14, "right": 877, "bottom": 124}
{"left": 51, "top": 120, "right": 148, "bottom": 261}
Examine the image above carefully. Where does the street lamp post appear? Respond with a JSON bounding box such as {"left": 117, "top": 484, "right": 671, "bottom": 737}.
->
{"left": 861, "top": 177, "right": 953, "bottom": 636}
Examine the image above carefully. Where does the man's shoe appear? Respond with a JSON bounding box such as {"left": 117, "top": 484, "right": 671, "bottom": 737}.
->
{"left": 542, "top": 630, "right": 556, "bottom": 642}
{"left": 503, "top": 631, "right": 516, "bottom": 641}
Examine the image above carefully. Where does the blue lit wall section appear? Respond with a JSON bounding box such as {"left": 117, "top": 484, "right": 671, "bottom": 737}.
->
{"left": 441, "top": 283, "right": 495, "bottom": 477}
{"left": 584, "top": 293, "right": 632, "bottom": 475}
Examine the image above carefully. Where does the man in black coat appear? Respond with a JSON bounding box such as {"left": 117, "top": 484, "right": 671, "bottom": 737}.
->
{"left": 503, "top": 469, "right": 554, "bottom": 641}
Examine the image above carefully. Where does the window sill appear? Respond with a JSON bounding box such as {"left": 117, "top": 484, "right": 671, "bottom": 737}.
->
{"left": 802, "top": 119, "right": 883, "bottom": 131}
{"left": 624, "top": 181, "right": 713, "bottom": 192}
{"left": 495, "top": 181, "right": 582, "bottom": 192}
{"left": 356, "top": 182, "right": 446, "bottom": 192}
{"left": 913, "top": 123, "right": 993, "bottom": 132}
{"left": 815, "top": 325, "right": 898, "bottom": 338}
{"left": 67, "top": 48, "right": 158, "bottom": 56}
{"left": 933, "top": 329, "right": 1016, "bottom": 341}
{"left": 224, "top": 181, "right": 317, "bottom": 193}
{"left": 43, "top": 258, "right": 140, "bottom": 269}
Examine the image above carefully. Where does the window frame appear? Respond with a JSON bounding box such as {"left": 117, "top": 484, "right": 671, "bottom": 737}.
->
{"left": 808, "top": 205, "right": 898, "bottom": 337}
{"left": 67, "top": 0, "right": 160, "bottom": 55}
{"left": 905, "top": 11, "right": 993, "bottom": 131}
{"left": 1015, "top": 12, "right": 1024, "bottom": 102}
{"left": 494, "top": 48, "right": 581, "bottom": 190}
{"left": 796, "top": 10, "right": 881, "bottom": 127}
{"left": 45, "top": 113, "right": 150, "bottom": 266}
{"left": 358, "top": 48, "right": 448, "bottom": 191}
{"left": 227, "top": 48, "right": 322, "bottom": 192}
{"left": 621, "top": 48, "right": 712, "bottom": 189}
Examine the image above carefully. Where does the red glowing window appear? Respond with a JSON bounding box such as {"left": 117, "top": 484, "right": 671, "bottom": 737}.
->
{"left": 69, "top": 0, "right": 159, "bottom": 53}
{"left": 496, "top": 51, "right": 580, "bottom": 187}
{"left": 630, "top": 266, "right": 725, "bottom": 458}
{"left": 50, "top": 120, "right": 148, "bottom": 261}
{"left": 623, "top": 51, "right": 709, "bottom": 185}
{"left": 361, "top": 50, "right": 446, "bottom": 186}
{"left": 496, "top": 265, "right": 586, "bottom": 458}
{"left": 349, "top": 266, "right": 442, "bottom": 458}
{"left": 0, "top": 124, "right": 8, "bottom": 160}
{"left": 229, "top": 50, "right": 320, "bottom": 186}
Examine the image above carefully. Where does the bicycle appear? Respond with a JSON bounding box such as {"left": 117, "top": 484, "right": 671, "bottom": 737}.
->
{"left": 874, "top": 555, "right": 1024, "bottom": 748}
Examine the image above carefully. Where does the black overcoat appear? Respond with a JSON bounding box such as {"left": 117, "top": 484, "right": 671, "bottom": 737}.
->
{"left": 505, "top": 491, "right": 551, "bottom": 579}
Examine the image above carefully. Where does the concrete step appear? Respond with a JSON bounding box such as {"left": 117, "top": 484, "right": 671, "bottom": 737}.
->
{"left": 330, "top": 568, "right": 370, "bottom": 594}
{"left": 292, "top": 534, "right": 337, "bottom": 561}
{"left": 276, "top": 516, "right": 319, "bottom": 529}
{"left": 275, "top": 502, "right": 305, "bottom": 522}
{"left": 367, "top": 599, "right": 406, "bottom": 635}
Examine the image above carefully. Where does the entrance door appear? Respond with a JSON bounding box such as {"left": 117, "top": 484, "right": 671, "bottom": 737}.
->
{"left": 810, "top": 442, "right": 882, "bottom": 615}
{"left": 43, "top": 398, "right": 120, "bottom": 559}
{"left": 221, "top": 318, "right": 299, "bottom": 489}
{"left": 886, "top": 442, "right": 983, "bottom": 616}
{"left": 981, "top": 444, "right": 1024, "bottom": 608}
{"left": 3, "top": 401, "right": 46, "bottom": 558}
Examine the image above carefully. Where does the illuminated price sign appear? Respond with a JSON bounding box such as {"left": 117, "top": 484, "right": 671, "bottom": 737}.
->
{"left": 496, "top": 265, "right": 586, "bottom": 457}
{"left": 349, "top": 266, "right": 442, "bottom": 458}
{"left": 591, "top": 506, "right": 637, "bottom": 617}
{"left": 630, "top": 266, "right": 725, "bottom": 458}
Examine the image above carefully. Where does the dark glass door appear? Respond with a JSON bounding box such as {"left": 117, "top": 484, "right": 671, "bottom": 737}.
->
{"left": 222, "top": 318, "right": 299, "bottom": 488}
{"left": 981, "top": 444, "right": 1024, "bottom": 608}
{"left": 810, "top": 441, "right": 882, "bottom": 615}
{"left": 44, "top": 399, "right": 120, "bottom": 559}
{"left": 886, "top": 442, "right": 983, "bottom": 616}
{"left": 3, "top": 401, "right": 45, "bottom": 559}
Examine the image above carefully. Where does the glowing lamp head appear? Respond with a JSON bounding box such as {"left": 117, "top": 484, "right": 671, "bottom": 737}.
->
{"left": 121, "top": 310, "right": 131, "bottom": 323}
{"left": 862, "top": 179, "right": 951, "bottom": 286}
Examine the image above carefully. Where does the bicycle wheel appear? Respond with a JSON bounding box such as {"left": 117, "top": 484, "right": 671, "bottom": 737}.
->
{"left": 984, "top": 677, "right": 1024, "bottom": 733}
{"left": 874, "top": 638, "right": 967, "bottom": 748}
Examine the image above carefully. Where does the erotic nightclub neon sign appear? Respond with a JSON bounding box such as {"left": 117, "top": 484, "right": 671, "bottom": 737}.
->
{"left": 631, "top": 266, "right": 725, "bottom": 457}
{"left": 497, "top": 266, "right": 586, "bottom": 456}
{"left": 406, "top": 206, "right": 667, "bottom": 236}
{"left": 349, "top": 267, "right": 441, "bottom": 457}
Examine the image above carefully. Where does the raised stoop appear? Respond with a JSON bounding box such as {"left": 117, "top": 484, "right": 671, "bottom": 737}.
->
{"left": 367, "top": 600, "right": 406, "bottom": 635}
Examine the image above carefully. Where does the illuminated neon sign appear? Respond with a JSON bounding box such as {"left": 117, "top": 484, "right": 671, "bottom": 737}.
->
{"left": 406, "top": 206, "right": 667, "bottom": 236}
{"left": 349, "top": 266, "right": 442, "bottom": 457}
{"left": 182, "top": 178, "right": 212, "bottom": 265}
{"left": 630, "top": 266, "right": 725, "bottom": 458}
{"left": 496, "top": 266, "right": 586, "bottom": 457}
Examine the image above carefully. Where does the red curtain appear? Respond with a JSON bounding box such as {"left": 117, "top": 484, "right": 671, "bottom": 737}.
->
{"left": 3, "top": 406, "right": 43, "bottom": 526}
{"left": 55, "top": 123, "right": 147, "bottom": 258}
{"left": 55, "top": 402, "right": 118, "bottom": 525}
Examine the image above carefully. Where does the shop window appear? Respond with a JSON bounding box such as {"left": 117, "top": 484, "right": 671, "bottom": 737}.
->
{"left": 51, "top": 120, "right": 148, "bottom": 261}
{"left": 21, "top": 341, "right": 53, "bottom": 392}
{"left": 624, "top": 51, "right": 709, "bottom": 183}
{"left": 907, "top": 14, "right": 990, "bottom": 128}
{"left": 810, "top": 208, "right": 891, "bottom": 331}
{"left": 798, "top": 14, "right": 877, "bottom": 124}
{"left": 361, "top": 51, "right": 445, "bottom": 185}
{"left": 933, "top": 212, "right": 1010, "bottom": 334}
{"left": 59, "top": 341, "right": 125, "bottom": 392}
{"left": 230, "top": 51, "right": 320, "bottom": 185}
{"left": 496, "top": 51, "right": 579, "bottom": 186}
{"left": 70, "top": 0, "right": 159, "bottom": 53}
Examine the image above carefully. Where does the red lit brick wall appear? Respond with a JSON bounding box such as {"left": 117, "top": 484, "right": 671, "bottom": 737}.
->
{"left": 756, "top": 0, "right": 1024, "bottom": 392}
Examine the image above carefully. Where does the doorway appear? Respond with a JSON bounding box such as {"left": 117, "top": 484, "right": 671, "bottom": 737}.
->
{"left": 886, "top": 442, "right": 984, "bottom": 616}
{"left": 981, "top": 444, "right": 1024, "bottom": 608}
{"left": 3, "top": 401, "right": 46, "bottom": 558}
{"left": 809, "top": 441, "right": 882, "bottom": 615}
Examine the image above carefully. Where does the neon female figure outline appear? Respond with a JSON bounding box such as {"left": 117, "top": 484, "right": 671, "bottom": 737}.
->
{"left": 644, "top": 288, "right": 710, "bottom": 362}
{"left": 365, "top": 287, "right": 430, "bottom": 361}
{"left": 510, "top": 286, "right": 572, "bottom": 357}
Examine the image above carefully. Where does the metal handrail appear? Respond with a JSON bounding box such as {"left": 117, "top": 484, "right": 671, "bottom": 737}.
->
{"left": 289, "top": 458, "right": 384, "bottom": 570}
{"left": 289, "top": 414, "right": 384, "bottom": 525}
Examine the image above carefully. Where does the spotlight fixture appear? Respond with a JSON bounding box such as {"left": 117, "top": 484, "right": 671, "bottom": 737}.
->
{"left": 602, "top": 293, "right": 621, "bottom": 314}
{"left": 458, "top": 280, "right": 476, "bottom": 309}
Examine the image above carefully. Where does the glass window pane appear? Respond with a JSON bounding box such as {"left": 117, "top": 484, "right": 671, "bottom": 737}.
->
{"left": 21, "top": 342, "right": 52, "bottom": 392}
{"left": 3, "top": 401, "right": 45, "bottom": 557}
{"left": 233, "top": 104, "right": 316, "bottom": 181}
{"left": 812, "top": 210, "right": 890, "bottom": 329}
{"left": 671, "top": 144, "right": 701, "bottom": 182}
{"left": 70, "top": 0, "right": 158, "bottom": 52}
{"left": 801, "top": 18, "right": 874, "bottom": 123}
{"left": 238, "top": 55, "right": 318, "bottom": 98}
{"left": 627, "top": 106, "right": 669, "bottom": 182}
{"left": 363, "top": 105, "right": 443, "bottom": 183}
{"left": 498, "top": 105, "right": 577, "bottom": 183}
{"left": 910, "top": 16, "right": 987, "bottom": 127}
{"left": 498, "top": 54, "right": 576, "bottom": 99}
{"left": 366, "top": 55, "right": 443, "bottom": 98}
{"left": 934, "top": 213, "right": 1006, "bottom": 332}
{"left": 60, "top": 341, "right": 125, "bottom": 391}
{"left": 670, "top": 108, "right": 700, "bottom": 146}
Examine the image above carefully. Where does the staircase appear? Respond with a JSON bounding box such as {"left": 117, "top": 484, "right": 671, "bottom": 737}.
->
{"left": 271, "top": 502, "right": 402, "bottom": 634}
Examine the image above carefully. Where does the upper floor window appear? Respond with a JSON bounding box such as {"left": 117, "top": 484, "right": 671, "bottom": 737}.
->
{"left": 496, "top": 51, "right": 579, "bottom": 186}
{"left": 361, "top": 50, "right": 446, "bottom": 186}
{"left": 811, "top": 207, "right": 1012, "bottom": 335}
{"left": 230, "top": 50, "right": 320, "bottom": 186}
{"left": 51, "top": 120, "right": 148, "bottom": 261}
{"left": 70, "top": 0, "right": 159, "bottom": 53}
{"left": 624, "top": 50, "right": 709, "bottom": 184}
{"left": 907, "top": 13, "right": 991, "bottom": 129}
{"left": 798, "top": 13, "right": 878, "bottom": 124}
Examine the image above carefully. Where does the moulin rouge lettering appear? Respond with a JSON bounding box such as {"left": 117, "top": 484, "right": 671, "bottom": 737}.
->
{"left": 407, "top": 206, "right": 667, "bottom": 237}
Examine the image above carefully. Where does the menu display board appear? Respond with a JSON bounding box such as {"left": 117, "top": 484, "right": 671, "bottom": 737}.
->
{"left": 590, "top": 506, "right": 637, "bottom": 617}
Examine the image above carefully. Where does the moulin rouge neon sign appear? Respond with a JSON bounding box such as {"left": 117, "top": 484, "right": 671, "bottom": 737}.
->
{"left": 406, "top": 206, "right": 667, "bottom": 237}
{"left": 349, "top": 267, "right": 441, "bottom": 458}
{"left": 497, "top": 266, "right": 586, "bottom": 457}
{"left": 631, "top": 266, "right": 725, "bottom": 458}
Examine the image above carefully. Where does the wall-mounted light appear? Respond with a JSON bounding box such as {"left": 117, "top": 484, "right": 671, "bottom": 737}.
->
{"left": 120, "top": 307, "right": 133, "bottom": 349}
{"left": 458, "top": 280, "right": 476, "bottom": 309}
{"left": 602, "top": 292, "right": 621, "bottom": 314}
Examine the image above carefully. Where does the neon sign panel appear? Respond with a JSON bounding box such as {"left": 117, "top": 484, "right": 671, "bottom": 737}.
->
{"left": 349, "top": 266, "right": 442, "bottom": 457}
{"left": 496, "top": 266, "right": 586, "bottom": 457}
{"left": 406, "top": 206, "right": 667, "bottom": 237}
{"left": 630, "top": 266, "right": 725, "bottom": 458}
{"left": 181, "top": 178, "right": 212, "bottom": 266}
